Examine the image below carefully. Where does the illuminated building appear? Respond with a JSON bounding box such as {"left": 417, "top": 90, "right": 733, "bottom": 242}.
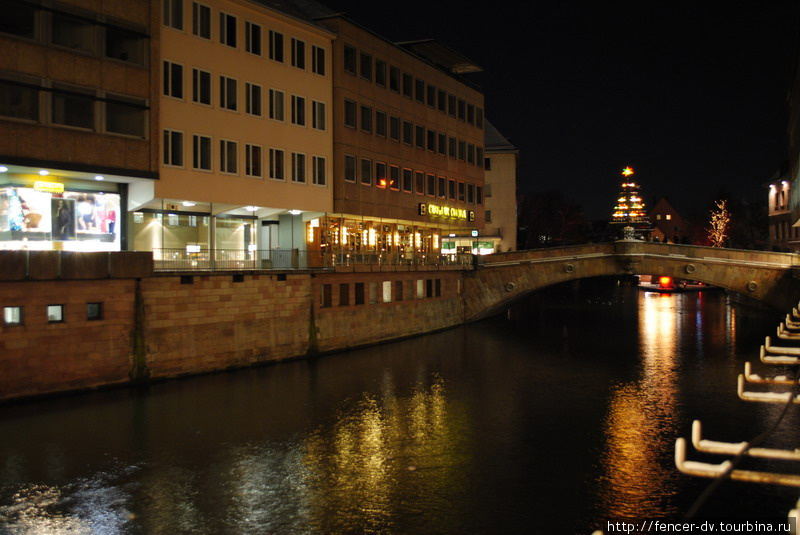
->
{"left": 767, "top": 167, "right": 795, "bottom": 251}
{"left": 647, "top": 197, "right": 687, "bottom": 244}
{"left": 0, "top": 1, "right": 157, "bottom": 251}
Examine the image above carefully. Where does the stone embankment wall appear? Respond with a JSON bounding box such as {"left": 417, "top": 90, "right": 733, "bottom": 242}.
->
{"left": 0, "top": 252, "right": 467, "bottom": 401}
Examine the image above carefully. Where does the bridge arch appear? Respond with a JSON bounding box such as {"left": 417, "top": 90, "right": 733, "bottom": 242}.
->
{"left": 462, "top": 241, "right": 800, "bottom": 322}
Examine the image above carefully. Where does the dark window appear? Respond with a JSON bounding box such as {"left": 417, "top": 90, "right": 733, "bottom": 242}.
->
{"left": 402, "top": 120, "right": 412, "bottom": 145}
{"left": 426, "top": 174, "right": 435, "bottom": 196}
{"left": 426, "top": 279, "right": 433, "bottom": 298}
{"left": 355, "top": 282, "right": 365, "bottom": 305}
{"left": 426, "top": 84, "right": 435, "bottom": 107}
{"left": 360, "top": 158, "right": 372, "bottom": 185}
{"left": 52, "top": 11, "right": 96, "bottom": 54}
{"left": 415, "top": 171, "right": 424, "bottom": 195}
{"left": 52, "top": 85, "right": 94, "bottom": 129}
{"left": 458, "top": 181, "right": 465, "bottom": 201}
{"left": 360, "top": 52, "right": 372, "bottom": 81}
{"left": 467, "top": 103, "right": 475, "bottom": 124}
{"left": 395, "top": 281, "right": 403, "bottom": 301}
{"left": 360, "top": 105, "right": 372, "bottom": 133}
{"left": 477, "top": 147, "right": 484, "bottom": 165}
{"left": 245, "top": 21, "right": 261, "bottom": 55}
{"left": 437, "top": 89, "right": 446, "bottom": 112}
{"left": 375, "top": 110, "right": 386, "bottom": 137}
{"left": 339, "top": 284, "right": 349, "bottom": 306}
{"left": 320, "top": 284, "right": 331, "bottom": 307}
{"left": 344, "top": 154, "right": 356, "bottom": 182}
{"left": 291, "top": 38, "right": 305, "bottom": 69}
{"left": 87, "top": 302, "right": 103, "bottom": 321}
{"left": 192, "top": 2, "right": 211, "bottom": 39}
{"left": 389, "top": 116, "right": 400, "bottom": 141}
{"left": 438, "top": 176, "right": 445, "bottom": 198}
{"left": 344, "top": 99, "right": 356, "bottom": 128}
{"left": 106, "top": 95, "right": 146, "bottom": 137}
{"left": 163, "top": 60, "right": 183, "bottom": 99}
{"left": 402, "top": 72, "right": 412, "bottom": 97}
{"left": 426, "top": 129, "right": 435, "bottom": 151}
{"left": 389, "top": 166, "right": 399, "bottom": 190}
{"left": 467, "top": 143, "right": 475, "bottom": 164}
{"left": 375, "top": 162, "right": 387, "bottom": 187}
{"left": 343, "top": 44, "right": 356, "bottom": 74}
{"left": 476, "top": 107, "right": 484, "bottom": 128}
{"left": 468, "top": 183, "right": 475, "bottom": 203}
{"left": 164, "top": 0, "right": 183, "bottom": 30}
{"left": 415, "top": 125, "right": 424, "bottom": 149}
{"left": 389, "top": 66, "right": 399, "bottom": 91}
{"left": 269, "top": 30, "right": 284, "bottom": 62}
{"left": 476, "top": 186, "right": 483, "bottom": 205}
{"left": 375, "top": 60, "right": 386, "bottom": 87}
{"left": 458, "top": 99, "right": 466, "bottom": 120}
{"left": 220, "top": 12, "right": 236, "bottom": 48}
{"left": 448, "top": 179, "right": 456, "bottom": 199}
{"left": 312, "top": 45, "right": 325, "bottom": 75}
{"left": 447, "top": 94, "right": 456, "bottom": 117}
{"left": 414, "top": 78, "right": 424, "bottom": 103}
{"left": 402, "top": 168, "right": 412, "bottom": 192}
{"left": 0, "top": 1, "right": 36, "bottom": 38}
{"left": 106, "top": 26, "right": 146, "bottom": 65}
{"left": 0, "top": 78, "right": 39, "bottom": 121}
{"left": 437, "top": 133, "right": 446, "bottom": 155}
{"left": 448, "top": 136, "right": 456, "bottom": 158}
{"left": 435, "top": 279, "right": 441, "bottom": 297}
{"left": 458, "top": 140, "right": 466, "bottom": 161}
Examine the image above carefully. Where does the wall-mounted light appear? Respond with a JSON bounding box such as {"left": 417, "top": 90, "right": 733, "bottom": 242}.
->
{"left": 0, "top": 166, "right": 8, "bottom": 172}
{"left": 245, "top": 206, "right": 259, "bottom": 212}
{"left": 289, "top": 209, "right": 302, "bottom": 215}
{"left": 182, "top": 201, "right": 196, "bottom": 207}
{"left": 38, "top": 170, "right": 49, "bottom": 176}
{"left": 94, "top": 175, "right": 104, "bottom": 181}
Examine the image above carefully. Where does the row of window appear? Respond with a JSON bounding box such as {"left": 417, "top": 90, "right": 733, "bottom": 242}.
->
{"left": 162, "top": 129, "right": 327, "bottom": 184}
{"left": 0, "top": 76, "right": 147, "bottom": 137}
{"left": 343, "top": 99, "right": 483, "bottom": 165}
{"left": 162, "top": 61, "right": 326, "bottom": 128}
{"left": 1, "top": 1, "right": 148, "bottom": 66}
{"left": 164, "top": 0, "right": 325, "bottom": 75}
{"left": 319, "top": 278, "right": 443, "bottom": 308}
{"left": 343, "top": 44, "right": 483, "bottom": 129}
{"left": 3, "top": 303, "right": 103, "bottom": 326}
{"left": 342, "top": 155, "right": 483, "bottom": 204}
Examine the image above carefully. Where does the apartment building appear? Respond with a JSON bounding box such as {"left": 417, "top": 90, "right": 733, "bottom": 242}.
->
{"left": 136, "top": 0, "right": 334, "bottom": 262}
{"left": 0, "top": 0, "right": 158, "bottom": 252}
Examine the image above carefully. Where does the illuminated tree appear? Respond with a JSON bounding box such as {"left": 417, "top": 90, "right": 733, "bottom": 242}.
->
{"left": 707, "top": 200, "right": 730, "bottom": 247}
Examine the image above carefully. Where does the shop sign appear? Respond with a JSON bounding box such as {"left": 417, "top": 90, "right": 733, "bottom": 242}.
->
{"left": 419, "top": 203, "right": 475, "bottom": 221}
{"left": 34, "top": 181, "right": 65, "bottom": 194}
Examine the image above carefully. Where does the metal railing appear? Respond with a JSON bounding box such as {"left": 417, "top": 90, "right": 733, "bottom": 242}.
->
{"left": 152, "top": 248, "right": 473, "bottom": 271}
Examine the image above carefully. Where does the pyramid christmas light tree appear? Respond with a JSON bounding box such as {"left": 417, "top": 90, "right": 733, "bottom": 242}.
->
{"left": 610, "top": 167, "right": 651, "bottom": 237}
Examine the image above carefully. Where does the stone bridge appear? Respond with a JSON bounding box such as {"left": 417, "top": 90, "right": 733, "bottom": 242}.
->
{"left": 463, "top": 241, "right": 800, "bottom": 321}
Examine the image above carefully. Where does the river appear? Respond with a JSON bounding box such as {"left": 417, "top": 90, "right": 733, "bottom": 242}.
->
{"left": 1, "top": 279, "right": 798, "bottom": 534}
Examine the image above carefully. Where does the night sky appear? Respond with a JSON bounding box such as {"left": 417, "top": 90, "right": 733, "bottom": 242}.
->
{"left": 321, "top": 1, "right": 800, "bottom": 219}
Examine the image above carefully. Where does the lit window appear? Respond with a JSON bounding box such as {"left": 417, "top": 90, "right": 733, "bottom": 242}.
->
{"left": 3, "top": 306, "right": 23, "bottom": 325}
{"left": 47, "top": 304, "right": 64, "bottom": 323}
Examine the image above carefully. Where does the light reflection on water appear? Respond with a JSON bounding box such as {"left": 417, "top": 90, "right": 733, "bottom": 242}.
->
{"left": 0, "top": 282, "right": 794, "bottom": 534}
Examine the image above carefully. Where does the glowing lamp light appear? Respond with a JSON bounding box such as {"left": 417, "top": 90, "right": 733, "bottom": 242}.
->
{"left": 94, "top": 175, "right": 104, "bottom": 181}
{"left": 658, "top": 276, "right": 673, "bottom": 289}
{"left": 0, "top": 166, "right": 7, "bottom": 172}
{"left": 622, "top": 167, "right": 634, "bottom": 177}
{"left": 289, "top": 209, "right": 302, "bottom": 215}
{"left": 39, "top": 169, "right": 49, "bottom": 176}
{"left": 379, "top": 178, "right": 387, "bottom": 187}
{"left": 182, "top": 201, "right": 196, "bottom": 207}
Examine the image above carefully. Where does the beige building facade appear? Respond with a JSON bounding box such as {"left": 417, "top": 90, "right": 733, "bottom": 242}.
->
{"left": 0, "top": 0, "right": 159, "bottom": 252}
{"left": 136, "top": 0, "right": 334, "bottom": 264}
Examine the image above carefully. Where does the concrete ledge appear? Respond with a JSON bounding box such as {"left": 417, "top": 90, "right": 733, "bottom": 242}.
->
{"left": 61, "top": 252, "right": 109, "bottom": 279}
{"left": 0, "top": 251, "right": 154, "bottom": 280}
{"left": 110, "top": 252, "right": 153, "bottom": 278}
{"left": 27, "top": 251, "right": 60, "bottom": 280}
{"left": 0, "top": 251, "right": 27, "bottom": 280}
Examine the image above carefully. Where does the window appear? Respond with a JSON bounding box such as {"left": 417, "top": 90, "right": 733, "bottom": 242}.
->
{"left": 269, "top": 30, "right": 283, "bottom": 62}
{"left": 192, "top": 2, "right": 210, "bottom": 38}
{"left": 220, "top": 12, "right": 236, "bottom": 47}
{"left": 458, "top": 140, "right": 466, "bottom": 161}
{"left": 369, "top": 282, "right": 378, "bottom": 304}
{"left": 477, "top": 147, "right": 483, "bottom": 165}
{"left": 291, "top": 152, "right": 306, "bottom": 183}
{"left": 360, "top": 52, "right": 372, "bottom": 81}
{"left": 344, "top": 154, "right": 356, "bottom": 182}
{"left": 415, "top": 125, "right": 424, "bottom": 149}
{"left": 426, "top": 279, "right": 433, "bottom": 298}
{"left": 427, "top": 174, "right": 435, "bottom": 196}
{"left": 458, "top": 181, "right": 465, "bottom": 201}
{"left": 389, "top": 116, "right": 400, "bottom": 141}
{"left": 269, "top": 89, "right": 284, "bottom": 120}
{"left": 192, "top": 68, "right": 211, "bottom": 105}
{"left": 193, "top": 134, "right": 212, "bottom": 170}
{"left": 435, "top": 279, "right": 441, "bottom": 297}
{"left": 485, "top": 184, "right": 493, "bottom": 197}
{"left": 426, "top": 129, "right": 435, "bottom": 151}
{"left": 448, "top": 178, "right": 456, "bottom": 200}
{"left": 355, "top": 282, "right": 365, "bottom": 305}
{"left": 291, "top": 38, "right": 305, "bottom": 69}
{"left": 289, "top": 95, "right": 305, "bottom": 125}
{"left": 457, "top": 99, "right": 466, "bottom": 120}
{"left": 163, "top": 129, "right": 183, "bottom": 166}
{"left": 375, "top": 110, "right": 386, "bottom": 137}
{"left": 468, "top": 183, "right": 475, "bottom": 203}
{"left": 437, "top": 133, "right": 446, "bottom": 155}
{"left": 320, "top": 284, "right": 332, "bottom": 308}
{"left": 164, "top": 0, "right": 183, "bottom": 30}
{"left": 339, "top": 284, "right": 349, "bottom": 306}
{"left": 0, "top": 78, "right": 39, "bottom": 121}
{"left": 382, "top": 281, "right": 391, "bottom": 303}
{"left": 245, "top": 21, "right": 261, "bottom": 55}
{"left": 437, "top": 89, "right": 446, "bottom": 112}
{"left": 414, "top": 78, "right": 424, "bottom": 103}
{"left": 220, "top": 139, "right": 237, "bottom": 174}
{"left": 389, "top": 65, "right": 399, "bottom": 91}
{"left": 344, "top": 99, "right": 356, "bottom": 128}
{"left": 163, "top": 61, "right": 183, "bottom": 99}
{"left": 52, "top": 12, "right": 97, "bottom": 53}
{"left": 269, "top": 148, "right": 284, "bottom": 179}
{"left": 312, "top": 45, "right": 325, "bottom": 75}
{"left": 485, "top": 210, "right": 492, "bottom": 223}
{"left": 375, "top": 60, "right": 386, "bottom": 87}
{"left": 106, "top": 95, "right": 146, "bottom": 137}
{"left": 448, "top": 136, "right": 456, "bottom": 158}
{"left": 484, "top": 157, "right": 492, "bottom": 170}
{"left": 312, "top": 156, "right": 326, "bottom": 185}
{"left": 106, "top": 26, "right": 146, "bottom": 65}
{"left": 47, "top": 305, "right": 64, "bottom": 323}
{"left": 389, "top": 165, "right": 399, "bottom": 190}
{"left": 415, "top": 171, "right": 424, "bottom": 195}
{"left": 360, "top": 158, "right": 372, "bottom": 185}
{"left": 0, "top": 2, "right": 36, "bottom": 38}
{"left": 467, "top": 143, "right": 475, "bottom": 164}
{"left": 375, "top": 162, "right": 387, "bottom": 187}
{"left": 87, "top": 302, "right": 103, "bottom": 321}
{"left": 476, "top": 107, "right": 484, "bottom": 128}
{"left": 402, "top": 120, "right": 412, "bottom": 145}
{"left": 416, "top": 280, "right": 424, "bottom": 299}
{"left": 3, "top": 306, "right": 22, "bottom": 326}
{"left": 312, "top": 100, "right": 325, "bottom": 130}
{"left": 438, "top": 176, "right": 446, "bottom": 198}
{"left": 245, "top": 144, "right": 262, "bottom": 177}
{"left": 476, "top": 186, "right": 483, "bottom": 205}
{"left": 426, "top": 84, "right": 435, "bottom": 107}
{"left": 395, "top": 281, "right": 403, "bottom": 302}
{"left": 402, "top": 168, "right": 412, "bottom": 192}
{"left": 343, "top": 44, "right": 356, "bottom": 74}
{"left": 447, "top": 94, "right": 456, "bottom": 117}
{"left": 219, "top": 75, "right": 237, "bottom": 111}
{"left": 360, "top": 105, "right": 372, "bottom": 133}
{"left": 467, "top": 103, "right": 475, "bottom": 124}
{"left": 245, "top": 82, "right": 262, "bottom": 116}
{"left": 402, "top": 72, "right": 412, "bottom": 98}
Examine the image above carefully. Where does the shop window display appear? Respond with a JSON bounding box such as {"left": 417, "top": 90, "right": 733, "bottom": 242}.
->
{"left": 0, "top": 186, "right": 120, "bottom": 250}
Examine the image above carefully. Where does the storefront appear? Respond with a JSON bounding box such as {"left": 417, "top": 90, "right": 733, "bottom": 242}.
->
{"left": 0, "top": 170, "right": 122, "bottom": 251}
